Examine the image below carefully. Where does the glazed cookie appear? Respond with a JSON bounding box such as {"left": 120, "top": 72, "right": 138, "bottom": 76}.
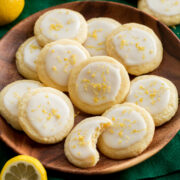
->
{"left": 106, "top": 23, "right": 163, "bottom": 75}
{"left": 18, "top": 87, "right": 74, "bottom": 144}
{"left": 64, "top": 116, "right": 112, "bottom": 168}
{"left": 68, "top": 56, "right": 130, "bottom": 114}
{"left": 126, "top": 75, "right": 178, "bottom": 126}
{"left": 83, "top": 17, "right": 121, "bottom": 56}
{"left": 0, "top": 80, "right": 43, "bottom": 130}
{"left": 98, "top": 103, "right": 154, "bottom": 159}
{"left": 34, "top": 8, "right": 88, "bottom": 46}
{"left": 16, "top": 36, "right": 41, "bottom": 80}
{"left": 138, "top": 0, "right": 180, "bottom": 26}
{"left": 36, "top": 39, "right": 90, "bottom": 92}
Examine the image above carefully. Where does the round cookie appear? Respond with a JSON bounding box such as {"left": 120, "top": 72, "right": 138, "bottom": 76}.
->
{"left": 34, "top": 8, "right": 88, "bottom": 46}
{"left": 98, "top": 103, "right": 155, "bottom": 159}
{"left": 36, "top": 39, "right": 90, "bottom": 92}
{"left": 18, "top": 87, "right": 74, "bottom": 144}
{"left": 83, "top": 17, "right": 121, "bottom": 56}
{"left": 16, "top": 36, "right": 41, "bottom": 80}
{"left": 0, "top": 80, "right": 43, "bottom": 130}
{"left": 138, "top": 0, "right": 180, "bottom": 26}
{"left": 126, "top": 75, "right": 178, "bottom": 126}
{"left": 106, "top": 23, "right": 163, "bottom": 75}
{"left": 64, "top": 116, "right": 112, "bottom": 168}
{"left": 68, "top": 56, "right": 130, "bottom": 115}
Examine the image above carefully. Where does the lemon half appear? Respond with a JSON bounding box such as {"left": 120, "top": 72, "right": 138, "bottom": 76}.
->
{"left": 0, "top": 155, "right": 47, "bottom": 180}
{"left": 0, "top": 0, "right": 25, "bottom": 26}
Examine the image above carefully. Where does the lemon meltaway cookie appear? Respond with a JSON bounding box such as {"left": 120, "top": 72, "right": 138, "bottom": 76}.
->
{"left": 98, "top": 103, "right": 155, "bottom": 159}
{"left": 0, "top": 80, "right": 43, "bottom": 130}
{"left": 37, "top": 39, "right": 90, "bottom": 92}
{"left": 126, "top": 75, "right": 178, "bottom": 126}
{"left": 34, "top": 8, "right": 88, "bottom": 46}
{"left": 106, "top": 23, "right": 163, "bottom": 75}
{"left": 83, "top": 17, "right": 121, "bottom": 56}
{"left": 64, "top": 116, "right": 112, "bottom": 168}
{"left": 16, "top": 36, "right": 41, "bottom": 80}
{"left": 138, "top": 0, "right": 180, "bottom": 26}
{"left": 18, "top": 87, "right": 74, "bottom": 144}
{"left": 68, "top": 56, "right": 130, "bottom": 114}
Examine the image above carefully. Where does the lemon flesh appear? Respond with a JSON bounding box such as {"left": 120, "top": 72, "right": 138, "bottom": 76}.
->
{"left": 4, "top": 162, "right": 39, "bottom": 180}
{"left": 0, "top": 155, "right": 47, "bottom": 180}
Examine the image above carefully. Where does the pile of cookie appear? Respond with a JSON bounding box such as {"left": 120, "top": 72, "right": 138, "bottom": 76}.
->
{"left": 0, "top": 8, "right": 178, "bottom": 169}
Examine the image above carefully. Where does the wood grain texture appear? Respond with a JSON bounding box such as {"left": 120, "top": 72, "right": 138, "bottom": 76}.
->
{"left": 0, "top": 1, "right": 180, "bottom": 175}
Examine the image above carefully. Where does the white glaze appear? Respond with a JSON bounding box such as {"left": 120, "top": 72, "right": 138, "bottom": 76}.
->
{"left": 147, "top": 0, "right": 180, "bottom": 16}
{"left": 45, "top": 44, "right": 88, "bottom": 86}
{"left": 68, "top": 117, "right": 111, "bottom": 160}
{"left": 113, "top": 27, "right": 157, "bottom": 65}
{"left": 126, "top": 77, "right": 170, "bottom": 115}
{"left": 40, "top": 9, "right": 81, "bottom": 41}
{"left": 4, "top": 81, "right": 42, "bottom": 116}
{"left": 26, "top": 92, "right": 70, "bottom": 137}
{"left": 84, "top": 18, "right": 119, "bottom": 56}
{"left": 76, "top": 62, "right": 121, "bottom": 105}
{"left": 102, "top": 105, "right": 147, "bottom": 148}
{"left": 24, "top": 37, "right": 41, "bottom": 71}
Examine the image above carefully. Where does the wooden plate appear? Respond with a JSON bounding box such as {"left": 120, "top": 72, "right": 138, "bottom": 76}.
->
{"left": 0, "top": 1, "right": 179, "bottom": 175}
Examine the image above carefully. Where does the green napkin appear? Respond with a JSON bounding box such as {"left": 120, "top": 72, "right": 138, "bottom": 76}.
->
{"left": 0, "top": 0, "right": 180, "bottom": 179}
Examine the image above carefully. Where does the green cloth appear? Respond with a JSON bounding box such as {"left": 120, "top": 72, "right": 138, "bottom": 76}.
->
{"left": 0, "top": 0, "right": 180, "bottom": 179}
